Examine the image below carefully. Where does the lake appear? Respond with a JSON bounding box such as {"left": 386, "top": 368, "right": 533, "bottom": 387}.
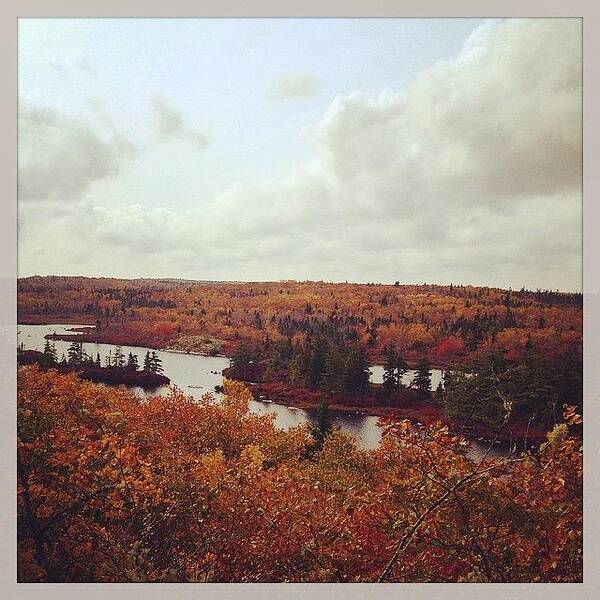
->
{"left": 17, "top": 323, "right": 498, "bottom": 456}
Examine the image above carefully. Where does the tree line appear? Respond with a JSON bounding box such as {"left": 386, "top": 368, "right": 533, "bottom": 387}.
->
{"left": 42, "top": 340, "right": 164, "bottom": 374}
{"left": 229, "top": 333, "right": 434, "bottom": 401}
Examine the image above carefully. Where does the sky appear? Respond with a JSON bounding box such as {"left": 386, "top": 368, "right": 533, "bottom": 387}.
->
{"left": 18, "top": 18, "right": 582, "bottom": 291}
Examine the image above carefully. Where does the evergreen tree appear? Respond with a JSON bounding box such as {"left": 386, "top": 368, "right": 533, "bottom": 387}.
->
{"left": 413, "top": 358, "right": 432, "bottom": 400}
{"left": 149, "top": 351, "right": 163, "bottom": 375}
{"left": 82, "top": 349, "right": 93, "bottom": 365}
{"left": 382, "top": 344, "right": 407, "bottom": 397}
{"left": 264, "top": 338, "right": 293, "bottom": 380}
{"left": 434, "top": 381, "right": 445, "bottom": 405}
{"left": 126, "top": 353, "right": 139, "bottom": 371}
{"left": 43, "top": 340, "right": 58, "bottom": 364}
{"left": 67, "top": 341, "right": 83, "bottom": 366}
{"left": 343, "top": 343, "right": 370, "bottom": 397}
{"left": 270, "top": 338, "right": 293, "bottom": 370}
{"left": 95, "top": 353, "right": 101, "bottom": 368}
{"left": 252, "top": 311, "right": 263, "bottom": 330}
{"left": 309, "top": 401, "right": 333, "bottom": 451}
{"left": 285, "top": 348, "right": 305, "bottom": 386}
{"left": 304, "top": 336, "right": 327, "bottom": 391}
{"left": 113, "top": 345, "right": 125, "bottom": 368}
{"left": 230, "top": 342, "right": 254, "bottom": 378}
{"left": 321, "top": 345, "right": 344, "bottom": 393}
{"left": 143, "top": 351, "right": 152, "bottom": 373}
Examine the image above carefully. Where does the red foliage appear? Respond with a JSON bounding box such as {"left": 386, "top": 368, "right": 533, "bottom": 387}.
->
{"left": 17, "top": 367, "right": 582, "bottom": 582}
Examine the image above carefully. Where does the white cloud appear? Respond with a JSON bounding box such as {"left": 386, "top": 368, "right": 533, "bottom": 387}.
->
{"left": 151, "top": 96, "right": 209, "bottom": 150}
{"left": 18, "top": 106, "right": 137, "bottom": 204}
{"left": 18, "top": 19, "right": 582, "bottom": 290}
{"left": 271, "top": 70, "right": 321, "bottom": 101}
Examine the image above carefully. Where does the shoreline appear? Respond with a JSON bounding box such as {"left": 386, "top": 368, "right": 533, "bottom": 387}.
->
{"left": 18, "top": 318, "right": 459, "bottom": 371}
{"left": 240, "top": 380, "right": 549, "bottom": 445}
{"left": 18, "top": 320, "right": 551, "bottom": 444}
{"left": 160, "top": 347, "right": 228, "bottom": 358}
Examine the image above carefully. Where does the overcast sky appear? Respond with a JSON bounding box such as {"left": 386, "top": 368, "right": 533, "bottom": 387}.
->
{"left": 18, "top": 18, "right": 582, "bottom": 291}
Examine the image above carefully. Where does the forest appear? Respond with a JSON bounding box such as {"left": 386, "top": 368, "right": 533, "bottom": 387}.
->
{"left": 18, "top": 276, "right": 583, "bottom": 442}
{"left": 18, "top": 277, "right": 582, "bottom": 368}
{"left": 16, "top": 276, "right": 584, "bottom": 582}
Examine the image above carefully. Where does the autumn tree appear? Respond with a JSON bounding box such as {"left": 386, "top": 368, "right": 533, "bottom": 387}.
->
{"left": 17, "top": 367, "right": 582, "bottom": 583}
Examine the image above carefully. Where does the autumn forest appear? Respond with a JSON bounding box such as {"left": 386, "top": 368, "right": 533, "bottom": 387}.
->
{"left": 17, "top": 276, "right": 583, "bottom": 582}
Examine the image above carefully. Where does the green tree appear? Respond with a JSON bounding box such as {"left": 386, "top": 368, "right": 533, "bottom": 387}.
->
{"left": 321, "top": 345, "right": 344, "bottom": 393}
{"left": 230, "top": 342, "right": 255, "bottom": 379}
{"left": 343, "top": 343, "right": 370, "bottom": 397}
{"left": 382, "top": 344, "right": 407, "bottom": 397}
{"left": 43, "top": 340, "right": 58, "bottom": 364}
{"left": 413, "top": 358, "right": 432, "bottom": 400}
{"left": 113, "top": 346, "right": 125, "bottom": 368}
{"left": 126, "top": 353, "right": 139, "bottom": 371}
{"left": 143, "top": 351, "right": 152, "bottom": 373}
{"left": 67, "top": 342, "right": 84, "bottom": 366}
{"left": 149, "top": 351, "right": 163, "bottom": 375}
{"left": 304, "top": 336, "right": 327, "bottom": 391}
{"left": 309, "top": 401, "right": 333, "bottom": 451}
{"left": 434, "top": 381, "right": 445, "bottom": 405}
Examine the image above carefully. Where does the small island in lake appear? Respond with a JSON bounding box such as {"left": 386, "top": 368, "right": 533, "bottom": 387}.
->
{"left": 18, "top": 342, "right": 170, "bottom": 389}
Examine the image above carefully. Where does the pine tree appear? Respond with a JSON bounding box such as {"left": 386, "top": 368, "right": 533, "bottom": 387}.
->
{"left": 113, "top": 345, "right": 125, "bottom": 368}
{"left": 434, "top": 381, "right": 445, "bottom": 405}
{"left": 43, "top": 340, "right": 58, "bottom": 364}
{"left": 343, "top": 343, "right": 370, "bottom": 397}
{"left": 413, "top": 357, "right": 432, "bottom": 400}
{"left": 304, "top": 336, "right": 327, "bottom": 391}
{"left": 252, "top": 311, "right": 263, "bottom": 330}
{"left": 143, "top": 351, "right": 152, "bottom": 373}
{"left": 321, "top": 345, "right": 344, "bottom": 393}
{"left": 382, "top": 344, "right": 407, "bottom": 397}
{"left": 67, "top": 341, "right": 83, "bottom": 366}
{"left": 230, "top": 343, "right": 254, "bottom": 378}
{"left": 95, "top": 353, "right": 101, "bottom": 368}
{"left": 126, "top": 353, "right": 139, "bottom": 371}
{"left": 309, "top": 401, "right": 333, "bottom": 451}
{"left": 149, "top": 351, "right": 163, "bottom": 374}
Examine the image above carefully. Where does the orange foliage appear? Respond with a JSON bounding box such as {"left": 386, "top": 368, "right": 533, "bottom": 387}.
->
{"left": 18, "top": 366, "right": 582, "bottom": 582}
{"left": 17, "top": 277, "right": 582, "bottom": 368}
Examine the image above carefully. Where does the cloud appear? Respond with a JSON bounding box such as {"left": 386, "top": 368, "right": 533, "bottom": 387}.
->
{"left": 18, "top": 106, "right": 138, "bottom": 204}
{"left": 151, "top": 96, "right": 209, "bottom": 150}
{"left": 18, "top": 19, "right": 582, "bottom": 291}
{"left": 271, "top": 70, "right": 321, "bottom": 101}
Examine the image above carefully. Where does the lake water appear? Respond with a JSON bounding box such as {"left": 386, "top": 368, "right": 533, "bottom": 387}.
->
{"left": 17, "top": 323, "right": 498, "bottom": 456}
